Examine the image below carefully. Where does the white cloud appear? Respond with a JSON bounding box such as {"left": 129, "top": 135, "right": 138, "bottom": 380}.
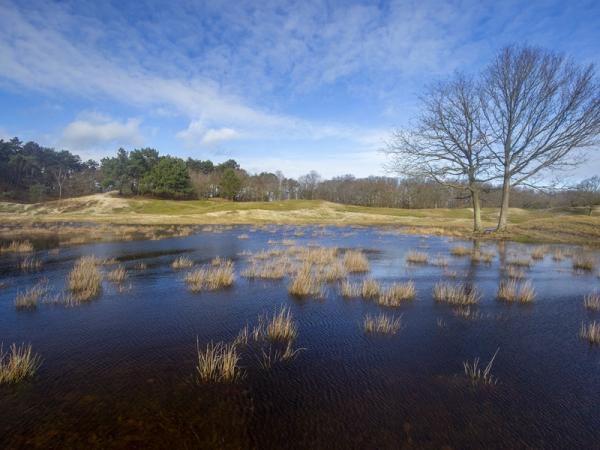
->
{"left": 176, "top": 120, "right": 239, "bottom": 147}
{"left": 202, "top": 128, "right": 238, "bottom": 145}
{"left": 61, "top": 115, "right": 142, "bottom": 150}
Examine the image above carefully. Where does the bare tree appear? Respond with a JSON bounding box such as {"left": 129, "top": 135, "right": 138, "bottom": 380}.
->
{"left": 482, "top": 46, "right": 600, "bottom": 230}
{"left": 574, "top": 176, "right": 600, "bottom": 215}
{"left": 385, "top": 74, "right": 494, "bottom": 231}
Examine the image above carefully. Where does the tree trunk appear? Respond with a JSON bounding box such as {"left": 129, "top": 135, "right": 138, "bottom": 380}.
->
{"left": 497, "top": 173, "right": 511, "bottom": 231}
{"left": 471, "top": 189, "right": 482, "bottom": 232}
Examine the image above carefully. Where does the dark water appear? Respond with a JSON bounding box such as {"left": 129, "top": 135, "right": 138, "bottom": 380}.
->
{"left": 1, "top": 226, "right": 599, "bottom": 449}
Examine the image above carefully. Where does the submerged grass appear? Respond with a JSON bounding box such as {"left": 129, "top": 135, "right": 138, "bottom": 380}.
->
{"left": 573, "top": 254, "right": 596, "bottom": 271}
{"left": 265, "top": 306, "right": 298, "bottom": 342}
{"left": 433, "top": 282, "right": 480, "bottom": 305}
{"left": 583, "top": 291, "right": 600, "bottom": 311}
{"left": 361, "top": 278, "right": 381, "bottom": 299}
{"left": 106, "top": 266, "right": 128, "bottom": 283}
{"left": 172, "top": 256, "right": 194, "bottom": 270}
{"left": 18, "top": 256, "right": 43, "bottom": 271}
{"left": 195, "top": 340, "right": 241, "bottom": 383}
{"left": 579, "top": 321, "right": 600, "bottom": 345}
{"left": 288, "top": 263, "right": 322, "bottom": 297}
{"left": 377, "top": 281, "right": 416, "bottom": 306}
{"left": 343, "top": 250, "right": 369, "bottom": 273}
{"left": 67, "top": 256, "right": 102, "bottom": 301}
{"left": 185, "top": 260, "right": 234, "bottom": 292}
{"left": 15, "top": 280, "right": 47, "bottom": 310}
{"left": 463, "top": 348, "right": 499, "bottom": 386}
{"left": 497, "top": 280, "right": 536, "bottom": 303}
{"left": 405, "top": 250, "right": 428, "bottom": 264}
{"left": 0, "top": 343, "right": 41, "bottom": 384}
{"left": 0, "top": 240, "right": 33, "bottom": 254}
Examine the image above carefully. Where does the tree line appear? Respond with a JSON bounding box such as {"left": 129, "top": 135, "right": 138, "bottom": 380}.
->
{"left": 385, "top": 45, "right": 600, "bottom": 231}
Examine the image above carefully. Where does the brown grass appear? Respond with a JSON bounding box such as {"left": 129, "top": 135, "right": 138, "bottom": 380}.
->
{"left": 185, "top": 260, "right": 234, "bottom": 292}
{"left": 0, "top": 343, "right": 41, "bottom": 384}
{"left": 317, "top": 262, "right": 347, "bottom": 282}
{"left": 463, "top": 348, "right": 499, "bottom": 386}
{"left": 573, "top": 254, "right": 596, "bottom": 271}
{"left": 497, "top": 280, "right": 535, "bottom": 303}
{"left": 363, "top": 313, "right": 402, "bottom": 335}
{"left": 405, "top": 250, "right": 428, "bottom": 264}
{"left": 15, "top": 280, "right": 47, "bottom": 310}
{"left": 361, "top": 278, "right": 381, "bottom": 299}
{"left": 18, "top": 256, "right": 43, "bottom": 271}
{"left": 552, "top": 249, "right": 565, "bottom": 261}
{"left": 241, "top": 257, "right": 291, "bottom": 280}
{"left": 288, "top": 263, "right": 322, "bottom": 297}
{"left": 579, "top": 321, "right": 600, "bottom": 345}
{"left": 67, "top": 256, "right": 102, "bottom": 301}
{"left": 431, "top": 255, "right": 449, "bottom": 267}
{"left": 266, "top": 306, "right": 298, "bottom": 342}
{"left": 343, "top": 250, "right": 369, "bottom": 273}
{"left": 530, "top": 246, "right": 547, "bottom": 260}
{"left": 433, "top": 282, "right": 480, "bottom": 305}
{"left": 583, "top": 291, "right": 600, "bottom": 312}
{"left": 505, "top": 266, "right": 526, "bottom": 279}
{"left": 195, "top": 340, "right": 241, "bottom": 383}
{"left": 172, "top": 256, "right": 194, "bottom": 270}
{"left": 450, "top": 245, "right": 471, "bottom": 257}
{"left": 0, "top": 240, "right": 33, "bottom": 254}
{"left": 106, "top": 266, "right": 127, "bottom": 283}
{"left": 377, "top": 281, "right": 416, "bottom": 306}
{"left": 507, "top": 257, "right": 532, "bottom": 267}
{"left": 339, "top": 280, "right": 361, "bottom": 298}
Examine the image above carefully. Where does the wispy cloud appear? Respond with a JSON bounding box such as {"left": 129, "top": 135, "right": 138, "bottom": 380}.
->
{"left": 61, "top": 113, "right": 142, "bottom": 150}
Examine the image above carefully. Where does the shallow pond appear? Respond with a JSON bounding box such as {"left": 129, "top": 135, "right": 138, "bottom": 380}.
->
{"left": 1, "top": 226, "right": 599, "bottom": 449}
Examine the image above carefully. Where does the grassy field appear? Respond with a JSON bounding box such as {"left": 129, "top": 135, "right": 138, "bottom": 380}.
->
{"left": 1, "top": 193, "right": 599, "bottom": 246}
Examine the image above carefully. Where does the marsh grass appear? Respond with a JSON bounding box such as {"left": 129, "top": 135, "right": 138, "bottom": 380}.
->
{"left": 433, "top": 282, "right": 480, "bottom": 305}
{"left": 431, "top": 255, "right": 449, "bottom": 267}
{"left": 530, "top": 246, "right": 547, "bottom": 260}
{"left": 339, "top": 280, "right": 361, "bottom": 298}
{"left": 266, "top": 306, "right": 298, "bottom": 342}
{"left": 450, "top": 246, "right": 471, "bottom": 257}
{"left": 133, "top": 262, "right": 148, "bottom": 270}
{"left": 507, "top": 257, "right": 532, "bottom": 268}
{"left": 258, "top": 342, "right": 304, "bottom": 369}
{"left": 377, "top": 281, "right": 416, "bottom": 306}
{"left": 301, "top": 247, "right": 338, "bottom": 266}
{"left": 106, "top": 266, "right": 127, "bottom": 283}
{"left": 452, "top": 306, "right": 481, "bottom": 320}
{"left": 463, "top": 348, "right": 499, "bottom": 386}
{"left": 579, "top": 321, "right": 600, "bottom": 345}
{"left": 195, "top": 340, "right": 241, "bottom": 383}
{"left": 405, "top": 250, "right": 428, "bottom": 264}
{"left": 172, "top": 256, "right": 194, "bottom": 270}
{"left": 67, "top": 256, "right": 102, "bottom": 301}
{"left": 552, "top": 249, "right": 565, "bottom": 261}
{"left": 497, "top": 280, "right": 536, "bottom": 303}
{"left": 185, "top": 260, "right": 234, "bottom": 292}
{"left": 288, "top": 263, "right": 322, "bottom": 297}
{"left": 343, "top": 250, "right": 369, "bottom": 273}
{"left": 242, "top": 258, "right": 291, "bottom": 280}
{"left": 584, "top": 291, "right": 600, "bottom": 311}
{"left": 15, "top": 280, "right": 47, "bottom": 310}
{"left": 0, "top": 240, "right": 33, "bottom": 254}
{"left": 505, "top": 266, "right": 526, "bottom": 279}
{"left": 237, "top": 234, "right": 249, "bottom": 240}
{"left": 0, "top": 343, "right": 41, "bottom": 384}
{"left": 361, "top": 278, "right": 381, "bottom": 299}
{"left": 573, "top": 254, "right": 596, "bottom": 272}
{"left": 317, "top": 262, "right": 347, "bottom": 283}
{"left": 18, "top": 256, "right": 43, "bottom": 271}
{"left": 363, "top": 313, "right": 402, "bottom": 335}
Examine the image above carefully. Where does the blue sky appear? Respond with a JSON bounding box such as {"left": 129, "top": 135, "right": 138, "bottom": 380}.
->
{"left": 0, "top": 0, "right": 599, "bottom": 178}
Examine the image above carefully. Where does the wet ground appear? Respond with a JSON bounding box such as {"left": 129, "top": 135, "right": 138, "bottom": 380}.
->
{"left": 1, "top": 226, "right": 599, "bottom": 449}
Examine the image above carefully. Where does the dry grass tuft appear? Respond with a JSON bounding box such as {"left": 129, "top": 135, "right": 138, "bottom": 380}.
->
{"left": 552, "top": 249, "right": 565, "bottom": 261}
{"left": 450, "top": 245, "right": 471, "bottom": 257}
{"left": 497, "top": 280, "right": 536, "bottom": 303}
{"left": 317, "top": 262, "right": 347, "bottom": 283}
{"left": 433, "top": 282, "right": 480, "bottom": 305}
{"left": 0, "top": 240, "right": 34, "bottom": 254}
{"left": 507, "top": 257, "right": 532, "bottom": 267}
{"left": 339, "top": 280, "right": 361, "bottom": 298}
{"left": 579, "top": 321, "right": 600, "bottom": 345}
{"left": 406, "top": 250, "right": 428, "bottom": 264}
{"left": 361, "top": 278, "right": 381, "bottom": 299}
{"left": 15, "top": 280, "right": 47, "bottom": 310}
{"left": 0, "top": 343, "right": 41, "bottom": 384}
{"left": 530, "top": 246, "right": 547, "bottom": 260}
{"left": 185, "top": 260, "right": 234, "bottom": 292}
{"left": 259, "top": 342, "right": 304, "bottom": 369}
{"left": 106, "top": 266, "right": 127, "bottom": 283}
{"left": 301, "top": 247, "right": 338, "bottom": 266}
{"left": 363, "top": 313, "right": 402, "bottom": 335}
{"left": 431, "top": 255, "right": 449, "bottom": 267}
{"left": 288, "top": 263, "right": 322, "bottom": 297}
{"left": 172, "top": 256, "right": 194, "bottom": 270}
{"left": 377, "top": 281, "right": 416, "bottom": 306}
{"left": 505, "top": 266, "right": 526, "bottom": 279}
{"left": 195, "top": 340, "right": 241, "bottom": 383}
{"left": 266, "top": 306, "right": 298, "bottom": 342}
{"left": 343, "top": 250, "right": 369, "bottom": 273}
{"left": 463, "top": 348, "right": 499, "bottom": 386}
{"left": 573, "top": 254, "right": 596, "bottom": 272}
{"left": 242, "top": 257, "right": 291, "bottom": 280}
{"left": 452, "top": 306, "right": 481, "bottom": 320}
{"left": 584, "top": 291, "right": 600, "bottom": 311}
{"left": 67, "top": 256, "right": 102, "bottom": 301}
{"left": 18, "top": 256, "right": 43, "bottom": 271}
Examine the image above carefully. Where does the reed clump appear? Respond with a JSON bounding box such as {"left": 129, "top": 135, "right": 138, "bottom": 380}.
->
{"left": 242, "top": 257, "right": 291, "bottom": 280}
{"left": 433, "top": 282, "right": 480, "bottom": 305}
{"left": 288, "top": 263, "right": 322, "bottom": 297}
{"left": 507, "top": 257, "right": 532, "bottom": 268}
{"left": 18, "top": 256, "right": 43, "bottom": 271}
{"left": 0, "top": 240, "right": 34, "bottom": 254}
{"left": 363, "top": 313, "right": 402, "bottom": 335}
{"left": 377, "top": 281, "right": 416, "bottom": 306}
{"left": 463, "top": 348, "right": 499, "bottom": 386}
{"left": 106, "top": 266, "right": 127, "bottom": 283}
{"left": 339, "top": 280, "right": 361, "bottom": 298}
{"left": 583, "top": 291, "right": 600, "bottom": 311}
{"left": 405, "top": 250, "right": 428, "bottom": 264}
{"left": 431, "top": 255, "right": 449, "bottom": 267}
{"left": 579, "top": 321, "right": 600, "bottom": 345}
{"left": 505, "top": 266, "right": 526, "bottom": 279}
{"left": 67, "top": 256, "right": 102, "bottom": 301}
{"left": 552, "top": 249, "right": 565, "bottom": 261}
{"left": 573, "top": 254, "right": 596, "bottom": 272}
{"left": 343, "top": 250, "right": 369, "bottom": 273}
{"left": 0, "top": 343, "right": 41, "bottom": 384}
{"left": 450, "top": 246, "right": 471, "bottom": 257}
{"left": 530, "top": 246, "right": 547, "bottom": 260}
{"left": 195, "top": 340, "right": 241, "bottom": 383}
{"left": 185, "top": 260, "right": 234, "bottom": 292}
{"left": 497, "top": 280, "right": 535, "bottom": 303}
{"left": 172, "top": 256, "right": 194, "bottom": 270}
{"left": 361, "top": 278, "right": 381, "bottom": 299}
{"left": 266, "top": 306, "right": 298, "bottom": 342}
{"left": 15, "top": 280, "right": 47, "bottom": 310}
